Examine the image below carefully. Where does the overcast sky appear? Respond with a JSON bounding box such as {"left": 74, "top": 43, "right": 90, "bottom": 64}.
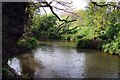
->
{"left": 72, "top": 0, "right": 88, "bottom": 10}
{"left": 39, "top": 0, "right": 88, "bottom": 14}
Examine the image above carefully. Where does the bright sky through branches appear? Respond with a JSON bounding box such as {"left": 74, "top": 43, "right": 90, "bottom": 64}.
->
{"left": 72, "top": 0, "right": 88, "bottom": 10}
{"left": 38, "top": 0, "right": 88, "bottom": 14}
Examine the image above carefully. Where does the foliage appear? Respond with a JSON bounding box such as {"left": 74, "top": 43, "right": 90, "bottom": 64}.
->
{"left": 102, "top": 31, "right": 120, "bottom": 55}
{"left": 17, "top": 37, "right": 39, "bottom": 49}
{"left": 31, "top": 13, "right": 78, "bottom": 39}
{"left": 76, "top": 27, "right": 95, "bottom": 40}
{"left": 48, "top": 33, "right": 62, "bottom": 39}
{"left": 23, "top": 1, "right": 120, "bottom": 55}
{"left": 31, "top": 14, "right": 58, "bottom": 38}
{"left": 74, "top": 1, "right": 120, "bottom": 55}
{"left": 76, "top": 39, "right": 90, "bottom": 49}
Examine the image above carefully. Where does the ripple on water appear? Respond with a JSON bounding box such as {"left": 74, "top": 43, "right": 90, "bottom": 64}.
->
{"left": 8, "top": 42, "right": 119, "bottom": 78}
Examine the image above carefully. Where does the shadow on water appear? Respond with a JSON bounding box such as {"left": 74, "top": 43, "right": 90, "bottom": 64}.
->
{"left": 8, "top": 40, "right": 120, "bottom": 78}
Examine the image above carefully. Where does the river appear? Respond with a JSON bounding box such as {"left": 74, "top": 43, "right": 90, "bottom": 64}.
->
{"left": 8, "top": 40, "right": 120, "bottom": 78}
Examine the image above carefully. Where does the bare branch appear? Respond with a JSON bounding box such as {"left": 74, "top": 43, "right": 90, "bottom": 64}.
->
{"left": 56, "top": 1, "right": 72, "bottom": 8}
{"left": 59, "top": 26, "right": 78, "bottom": 34}
{"left": 90, "top": 0, "right": 119, "bottom": 8}
{"left": 55, "top": 16, "right": 70, "bottom": 34}
{"left": 49, "top": 5, "right": 76, "bottom": 22}
{"left": 55, "top": 23, "right": 65, "bottom": 34}
{"left": 42, "top": 7, "right": 47, "bottom": 17}
{"left": 53, "top": 6, "right": 81, "bottom": 18}
{"left": 35, "top": 1, "right": 77, "bottom": 22}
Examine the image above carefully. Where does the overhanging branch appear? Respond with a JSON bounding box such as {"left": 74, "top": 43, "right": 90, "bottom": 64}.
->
{"left": 49, "top": 6, "right": 76, "bottom": 22}
{"left": 59, "top": 26, "right": 78, "bottom": 34}
{"left": 90, "top": 0, "right": 119, "bottom": 8}
{"left": 37, "top": 1, "right": 77, "bottom": 22}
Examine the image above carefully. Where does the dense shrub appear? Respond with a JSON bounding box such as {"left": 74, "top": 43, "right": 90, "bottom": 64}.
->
{"left": 17, "top": 37, "right": 39, "bottom": 49}
{"left": 102, "top": 32, "right": 120, "bottom": 55}
{"left": 102, "top": 41, "right": 120, "bottom": 55}
{"left": 48, "top": 33, "right": 62, "bottom": 39}
{"left": 32, "top": 27, "right": 41, "bottom": 39}
{"left": 76, "top": 39, "right": 90, "bottom": 49}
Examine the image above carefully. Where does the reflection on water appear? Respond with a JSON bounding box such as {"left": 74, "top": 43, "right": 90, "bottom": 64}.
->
{"left": 8, "top": 41, "right": 119, "bottom": 78}
{"left": 33, "top": 46, "right": 86, "bottom": 78}
{"left": 8, "top": 57, "right": 21, "bottom": 75}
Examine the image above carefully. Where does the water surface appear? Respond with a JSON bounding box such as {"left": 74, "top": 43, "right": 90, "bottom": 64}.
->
{"left": 8, "top": 40, "right": 119, "bottom": 78}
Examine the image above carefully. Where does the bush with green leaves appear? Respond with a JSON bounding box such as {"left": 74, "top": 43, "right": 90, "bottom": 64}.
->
{"left": 31, "top": 14, "right": 57, "bottom": 36}
{"left": 17, "top": 37, "right": 39, "bottom": 49}
{"left": 102, "top": 41, "right": 120, "bottom": 55}
{"left": 76, "top": 39, "right": 90, "bottom": 49}
{"left": 102, "top": 32, "right": 120, "bottom": 55}
{"left": 48, "top": 33, "right": 62, "bottom": 39}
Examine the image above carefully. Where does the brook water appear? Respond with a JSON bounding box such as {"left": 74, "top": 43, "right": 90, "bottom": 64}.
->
{"left": 8, "top": 40, "right": 119, "bottom": 78}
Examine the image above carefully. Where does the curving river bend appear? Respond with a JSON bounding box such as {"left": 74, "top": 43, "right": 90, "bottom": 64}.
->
{"left": 8, "top": 40, "right": 120, "bottom": 78}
